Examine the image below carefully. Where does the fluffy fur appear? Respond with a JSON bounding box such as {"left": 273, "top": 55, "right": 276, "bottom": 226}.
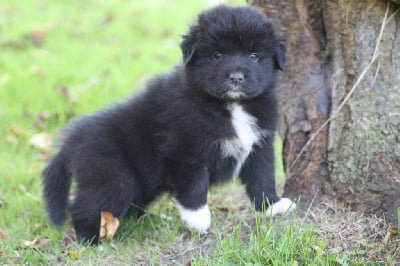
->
{"left": 42, "top": 5, "right": 294, "bottom": 243}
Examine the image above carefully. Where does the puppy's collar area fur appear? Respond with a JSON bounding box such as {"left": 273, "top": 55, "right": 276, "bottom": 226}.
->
{"left": 222, "top": 103, "right": 268, "bottom": 177}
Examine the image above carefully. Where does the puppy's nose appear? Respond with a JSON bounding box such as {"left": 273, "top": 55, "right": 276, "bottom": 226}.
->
{"left": 229, "top": 71, "right": 245, "bottom": 85}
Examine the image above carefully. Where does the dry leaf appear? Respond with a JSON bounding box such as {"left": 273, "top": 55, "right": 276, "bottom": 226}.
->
{"left": 22, "top": 236, "right": 51, "bottom": 249}
{"left": 33, "top": 223, "right": 48, "bottom": 231}
{"left": 0, "top": 229, "right": 6, "bottom": 241}
{"left": 67, "top": 251, "right": 81, "bottom": 260}
{"left": 61, "top": 228, "right": 76, "bottom": 248}
{"left": 34, "top": 111, "right": 51, "bottom": 129}
{"left": 57, "top": 85, "right": 77, "bottom": 103}
{"left": 0, "top": 250, "right": 21, "bottom": 258}
{"left": 9, "top": 125, "right": 25, "bottom": 137}
{"left": 311, "top": 244, "right": 320, "bottom": 253}
{"left": 101, "top": 13, "right": 114, "bottom": 25}
{"left": 382, "top": 229, "right": 398, "bottom": 245}
{"left": 0, "top": 250, "right": 17, "bottom": 258}
{"left": 137, "top": 213, "right": 148, "bottom": 223}
{"left": 30, "top": 132, "right": 52, "bottom": 151}
{"left": 0, "top": 197, "right": 7, "bottom": 208}
{"left": 26, "top": 30, "right": 47, "bottom": 46}
{"left": 214, "top": 205, "right": 242, "bottom": 212}
{"left": 215, "top": 206, "right": 229, "bottom": 212}
{"left": 99, "top": 212, "right": 120, "bottom": 241}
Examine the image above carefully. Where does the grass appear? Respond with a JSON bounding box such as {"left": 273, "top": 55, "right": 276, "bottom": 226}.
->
{"left": 193, "top": 211, "right": 323, "bottom": 265}
{"left": 0, "top": 0, "right": 397, "bottom": 265}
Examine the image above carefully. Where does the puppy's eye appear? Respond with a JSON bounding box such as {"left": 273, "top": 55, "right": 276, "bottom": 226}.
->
{"left": 249, "top": 53, "right": 259, "bottom": 62}
{"left": 212, "top": 51, "right": 223, "bottom": 61}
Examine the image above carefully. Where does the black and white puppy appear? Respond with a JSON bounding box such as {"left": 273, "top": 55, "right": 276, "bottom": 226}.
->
{"left": 42, "top": 5, "right": 295, "bottom": 243}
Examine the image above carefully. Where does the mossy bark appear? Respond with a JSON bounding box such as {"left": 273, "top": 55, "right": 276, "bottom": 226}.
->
{"left": 249, "top": 0, "right": 400, "bottom": 223}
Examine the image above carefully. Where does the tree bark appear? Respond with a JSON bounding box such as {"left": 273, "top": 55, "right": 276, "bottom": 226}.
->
{"left": 249, "top": 0, "right": 400, "bottom": 223}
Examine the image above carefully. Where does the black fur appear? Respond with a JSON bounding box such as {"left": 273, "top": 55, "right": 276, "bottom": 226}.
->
{"left": 42, "top": 5, "right": 286, "bottom": 243}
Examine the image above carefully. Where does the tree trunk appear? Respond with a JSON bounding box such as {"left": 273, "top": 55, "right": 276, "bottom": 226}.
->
{"left": 249, "top": 0, "right": 400, "bottom": 223}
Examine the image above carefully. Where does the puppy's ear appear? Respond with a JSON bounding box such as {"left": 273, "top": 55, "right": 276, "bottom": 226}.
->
{"left": 274, "top": 42, "right": 286, "bottom": 70}
{"left": 180, "top": 26, "right": 199, "bottom": 65}
{"left": 180, "top": 35, "right": 195, "bottom": 65}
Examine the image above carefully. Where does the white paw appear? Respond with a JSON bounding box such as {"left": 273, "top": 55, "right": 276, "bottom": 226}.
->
{"left": 265, "top": 198, "right": 296, "bottom": 217}
{"left": 174, "top": 200, "right": 211, "bottom": 234}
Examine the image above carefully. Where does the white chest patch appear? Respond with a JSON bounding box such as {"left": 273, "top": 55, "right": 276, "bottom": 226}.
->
{"left": 221, "top": 103, "right": 266, "bottom": 176}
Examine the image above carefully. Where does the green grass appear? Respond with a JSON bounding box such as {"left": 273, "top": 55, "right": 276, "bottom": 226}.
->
{"left": 0, "top": 0, "right": 361, "bottom": 265}
{"left": 193, "top": 211, "right": 332, "bottom": 266}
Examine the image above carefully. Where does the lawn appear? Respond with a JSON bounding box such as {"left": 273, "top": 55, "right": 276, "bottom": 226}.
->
{"left": 0, "top": 1, "right": 397, "bottom": 265}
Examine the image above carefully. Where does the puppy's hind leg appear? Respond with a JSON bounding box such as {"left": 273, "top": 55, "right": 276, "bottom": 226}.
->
{"left": 70, "top": 157, "right": 142, "bottom": 244}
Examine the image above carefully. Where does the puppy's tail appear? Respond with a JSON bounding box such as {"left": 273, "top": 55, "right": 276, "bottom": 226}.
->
{"left": 42, "top": 152, "right": 71, "bottom": 226}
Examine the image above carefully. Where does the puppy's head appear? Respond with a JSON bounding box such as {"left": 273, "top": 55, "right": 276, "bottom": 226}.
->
{"left": 181, "top": 5, "right": 285, "bottom": 101}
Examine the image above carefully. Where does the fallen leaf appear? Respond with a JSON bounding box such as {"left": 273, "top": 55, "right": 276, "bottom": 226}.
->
{"left": 100, "top": 13, "right": 114, "bottom": 25}
{"left": 214, "top": 206, "right": 229, "bottom": 212}
{"left": 99, "top": 212, "right": 120, "bottom": 241}
{"left": 60, "top": 228, "right": 76, "bottom": 247}
{"left": 137, "top": 213, "right": 148, "bottom": 223}
{"left": 22, "top": 236, "right": 51, "bottom": 249}
{"left": 57, "top": 85, "right": 77, "bottom": 103}
{"left": 34, "top": 111, "right": 51, "bottom": 129}
{"left": 0, "top": 250, "right": 21, "bottom": 258}
{"left": 214, "top": 205, "right": 243, "bottom": 212}
{"left": 33, "top": 223, "right": 48, "bottom": 232}
{"left": 0, "top": 197, "right": 6, "bottom": 208}
{"left": 311, "top": 244, "right": 320, "bottom": 253}
{"left": 0, "top": 229, "right": 6, "bottom": 241}
{"left": 67, "top": 251, "right": 81, "bottom": 260}
{"left": 382, "top": 229, "right": 398, "bottom": 245}
{"left": 30, "top": 132, "right": 52, "bottom": 151}
{"left": 185, "top": 261, "right": 192, "bottom": 266}
{"left": 9, "top": 124, "right": 25, "bottom": 137}
{"left": 26, "top": 30, "right": 47, "bottom": 46}
{"left": 0, "top": 250, "right": 17, "bottom": 258}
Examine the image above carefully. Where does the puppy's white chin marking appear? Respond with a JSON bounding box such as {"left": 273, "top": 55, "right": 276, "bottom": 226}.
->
{"left": 225, "top": 91, "right": 246, "bottom": 100}
{"left": 174, "top": 200, "right": 211, "bottom": 234}
{"left": 265, "top": 198, "right": 296, "bottom": 217}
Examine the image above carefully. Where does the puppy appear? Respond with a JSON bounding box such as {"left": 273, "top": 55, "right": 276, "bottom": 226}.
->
{"left": 42, "top": 5, "right": 295, "bottom": 243}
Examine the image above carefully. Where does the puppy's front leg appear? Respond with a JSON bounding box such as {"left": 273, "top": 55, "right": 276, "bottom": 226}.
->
{"left": 173, "top": 199, "right": 210, "bottom": 234}
{"left": 170, "top": 167, "right": 211, "bottom": 233}
{"left": 240, "top": 143, "right": 296, "bottom": 217}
